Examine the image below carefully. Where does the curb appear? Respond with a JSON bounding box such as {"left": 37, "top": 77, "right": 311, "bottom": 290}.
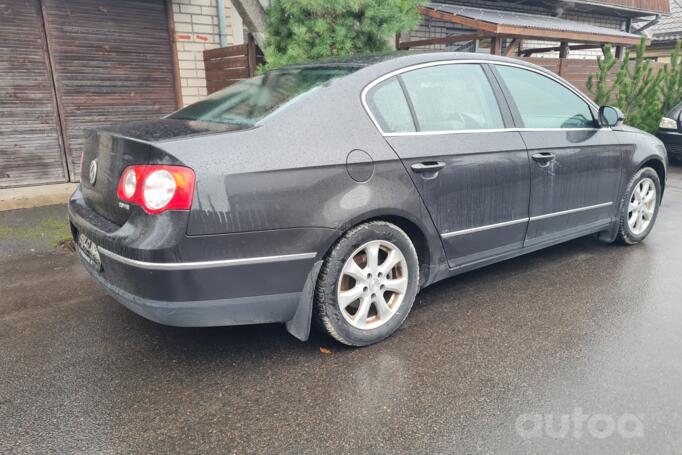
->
{"left": 0, "top": 183, "right": 78, "bottom": 212}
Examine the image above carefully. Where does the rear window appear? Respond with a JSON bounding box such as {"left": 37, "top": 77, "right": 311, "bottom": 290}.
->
{"left": 168, "top": 66, "right": 359, "bottom": 126}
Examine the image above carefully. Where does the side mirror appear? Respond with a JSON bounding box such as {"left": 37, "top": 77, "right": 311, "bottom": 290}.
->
{"left": 599, "top": 106, "right": 624, "bottom": 127}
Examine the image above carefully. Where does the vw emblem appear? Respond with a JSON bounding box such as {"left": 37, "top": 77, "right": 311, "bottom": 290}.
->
{"left": 89, "top": 159, "right": 98, "bottom": 185}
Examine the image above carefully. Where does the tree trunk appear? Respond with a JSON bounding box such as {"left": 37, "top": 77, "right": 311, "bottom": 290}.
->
{"left": 231, "top": 0, "right": 268, "bottom": 48}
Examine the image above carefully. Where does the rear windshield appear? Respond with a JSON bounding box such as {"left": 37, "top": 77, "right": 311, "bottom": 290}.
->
{"left": 168, "top": 66, "right": 359, "bottom": 126}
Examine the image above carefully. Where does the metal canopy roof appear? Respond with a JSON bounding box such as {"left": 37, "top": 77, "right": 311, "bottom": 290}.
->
{"left": 420, "top": 3, "right": 645, "bottom": 46}
{"left": 650, "top": 0, "right": 682, "bottom": 42}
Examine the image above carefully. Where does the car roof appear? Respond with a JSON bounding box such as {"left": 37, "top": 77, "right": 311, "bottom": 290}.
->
{"left": 287, "top": 51, "right": 555, "bottom": 82}
{"left": 291, "top": 50, "right": 543, "bottom": 70}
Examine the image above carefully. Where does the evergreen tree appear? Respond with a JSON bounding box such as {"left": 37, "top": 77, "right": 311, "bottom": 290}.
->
{"left": 586, "top": 44, "right": 618, "bottom": 106}
{"left": 262, "top": 0, "right": 422, "bottom": 70}
{"left": 615, "top": 38, "right": 665, "bottom": 133}
{"left": 587, "top": 37, "right": 678, "bottom": 134}
{"left": 660, "top": 40, "right": 682, "bottom": 115}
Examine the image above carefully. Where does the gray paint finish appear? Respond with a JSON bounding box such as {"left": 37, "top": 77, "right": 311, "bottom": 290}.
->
{"left": 520, "top": 129, "right": 624, "bottom": 245}
{"left": 67, "top": 52, "right": 667, "bottom": 338}
{"left": 386, "top": 132, "right": 531, "bottom": 267}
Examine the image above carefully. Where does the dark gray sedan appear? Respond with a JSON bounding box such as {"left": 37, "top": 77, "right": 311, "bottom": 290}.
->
{"left": 68, "top": 52, "right": 667, "bottom": 346}
{"left": 657, "top": 100, "right": 682, "bottom": 162}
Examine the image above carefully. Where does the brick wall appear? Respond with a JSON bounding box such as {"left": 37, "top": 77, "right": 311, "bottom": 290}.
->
{"left": 170, "top": 0, "right": 245, "bottom": 106}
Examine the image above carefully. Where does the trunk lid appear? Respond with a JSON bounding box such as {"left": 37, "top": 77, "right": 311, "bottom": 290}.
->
{"left": 79, "top": 119, "right": 245, "bottom": 226}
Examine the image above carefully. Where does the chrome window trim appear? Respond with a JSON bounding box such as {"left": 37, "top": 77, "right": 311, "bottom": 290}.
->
{"left": 97, "top": 247, "right": 317, "bottom": 271}
{"left": 361, "top": 59, "right": 601, "bottom": 137}
{"left": 440, "top": 202, "right": 613, "bottom": 239}
{"left": 384, "top": 127, "right": 601, "bottom": 138}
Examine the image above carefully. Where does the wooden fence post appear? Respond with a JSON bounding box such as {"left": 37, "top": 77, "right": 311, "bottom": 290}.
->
{"left": 490, "top": 37, "right": 502, "bottom": 55}
{"left": 247, "top": 33, "right": 257, "bottom": 77}
{"left": 203, "top": 34, "right": 265, "bottom": 94}
{"left": 559, "top": 42, "right": 569, "bottom": 59}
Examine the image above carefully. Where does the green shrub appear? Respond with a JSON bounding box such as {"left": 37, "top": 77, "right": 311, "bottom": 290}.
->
{"left": 660, "top": 40, "right": 682, "bottom": 115}
{"left": 587, "top": 37, "right": 682, "bottom": 133}
{"left": 262, "top": 0, "right": 422, "bottom": 70}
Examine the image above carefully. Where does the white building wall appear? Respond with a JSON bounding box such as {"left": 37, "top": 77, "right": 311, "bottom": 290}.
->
{"left": 170, "top": 0, "right": 245, "bottom": 106}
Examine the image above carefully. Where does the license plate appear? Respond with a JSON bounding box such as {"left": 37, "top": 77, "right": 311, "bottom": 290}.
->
{"left": 77, "top": 232, "right": 102, "bottom": 270}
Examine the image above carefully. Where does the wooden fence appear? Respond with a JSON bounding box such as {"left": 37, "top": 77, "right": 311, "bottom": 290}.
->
{"left": 202, "top": 45, "right": 664, "bottom": 101}
{"left": 517, "top": 57, "right": 665, "bottom": 99}
{"left": 203, "top": 34, "right": 264, "bottom": 94}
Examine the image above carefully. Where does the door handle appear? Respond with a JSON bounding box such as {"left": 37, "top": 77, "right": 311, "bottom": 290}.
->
{"left": 411, "top": 161, "right": 446, "bottom": 173}
{"left": 532, "top": 152, "right": 555, "bottom": 165}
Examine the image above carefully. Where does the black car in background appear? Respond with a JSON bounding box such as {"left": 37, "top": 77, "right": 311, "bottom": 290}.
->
{"left": 658, "top": 101, "right": 682, "bottom": 162}
{"left": 69, "top": 52, "right": 668, "bottom": 347}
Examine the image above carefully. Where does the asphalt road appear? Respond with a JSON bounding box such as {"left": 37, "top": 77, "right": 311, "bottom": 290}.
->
{"left": 2, "top": 167, "right": 682, "bottom": 454}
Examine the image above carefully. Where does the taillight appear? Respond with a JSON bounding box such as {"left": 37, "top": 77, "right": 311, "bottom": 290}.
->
{"left": 117, "top": 165, "right": 195, "bottom": 214}
{"left": 143, "top": 169, "right": 175, "bottom": 210}
{"left": 121, "top": 168, "right": 137, "bottom": 199}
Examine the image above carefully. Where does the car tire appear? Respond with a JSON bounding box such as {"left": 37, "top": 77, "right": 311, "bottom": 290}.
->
{"left": 615, "top": 167, "right": 662, "bottom": 245}
{"left": 314, "top": 221, "right": 419, "bottom": 346}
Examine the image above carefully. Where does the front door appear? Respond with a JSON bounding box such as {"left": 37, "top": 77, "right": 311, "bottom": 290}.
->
{"left": 365, "top": 62, "right": 531, "bottom": 268}
{"left": 492, "top": 64, "right": 624, "bottom": 247}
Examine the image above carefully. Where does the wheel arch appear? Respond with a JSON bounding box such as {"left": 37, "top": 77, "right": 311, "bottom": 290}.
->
{"left": 317, "top": 209, "right": 446, "bottom": 288}
{"left": 639, "top": 157, "right": 666, "bottom": 194}
{"left": 365, "top": 214, "right": 432, "bottom": 286}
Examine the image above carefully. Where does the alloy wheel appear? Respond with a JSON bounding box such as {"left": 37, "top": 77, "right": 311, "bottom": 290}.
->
{"left": 627, "top": 177, "right": 656, "bottom": 235}
{"left": 337, "top": 240, "right": 408, "bottom": 330}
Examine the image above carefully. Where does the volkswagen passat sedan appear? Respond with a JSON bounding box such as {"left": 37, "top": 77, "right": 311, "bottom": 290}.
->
{"left": 69, "top": 53, "right": 667, "bottom": 346}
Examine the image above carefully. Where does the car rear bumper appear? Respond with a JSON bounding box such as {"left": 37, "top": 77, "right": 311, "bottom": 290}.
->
{"left": 68, "top": 186, "right": 334, "bottom": 330}
{"left": 75, "top": 244, "right": 315, "bottom": 327}
{"left": 77, "top": 247, "right": 306, "bottom": 327}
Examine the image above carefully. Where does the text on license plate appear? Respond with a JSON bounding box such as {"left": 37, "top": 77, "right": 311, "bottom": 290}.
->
{"left": 78, "top": 233, "right": 102, "bottom": 269}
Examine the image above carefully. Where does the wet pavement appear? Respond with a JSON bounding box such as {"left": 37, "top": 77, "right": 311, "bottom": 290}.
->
{"left": 2, "top": 167, "right": 682, "bottom": 454}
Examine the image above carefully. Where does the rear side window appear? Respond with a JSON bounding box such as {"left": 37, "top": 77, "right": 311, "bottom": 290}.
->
{"left": 400, "top": 64, "right": 505, "bottom": 132}
{"left": 366, "top": 77, "right": 416, "bottom": 133}
{"left": 496, "top": 65, "right": 595, "bottom": 129}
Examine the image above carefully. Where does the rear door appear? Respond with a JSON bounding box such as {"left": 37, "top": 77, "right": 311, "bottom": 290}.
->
{"left": 366, "top": 62, "right": 530, "bottom": 268}
{"left": 492, "top": 64, "right": 624, "bottom": 247}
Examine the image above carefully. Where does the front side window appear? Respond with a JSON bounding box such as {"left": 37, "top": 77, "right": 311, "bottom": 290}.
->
{"left": 169, "top": 66, "right": 359, "bottom": 126}
{"left": 400, "top": 64, "right": 505, "bottom": 132}
{"left": 496, "top": 65, "right": 596, "bottom": 129}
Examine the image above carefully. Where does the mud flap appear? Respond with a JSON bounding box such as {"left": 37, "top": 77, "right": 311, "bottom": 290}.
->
{"left": 597, "top": 218, "right": 620, "bottom": 243}
{"left": 285, "top": 260, "right": 322, "bottom": 341}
